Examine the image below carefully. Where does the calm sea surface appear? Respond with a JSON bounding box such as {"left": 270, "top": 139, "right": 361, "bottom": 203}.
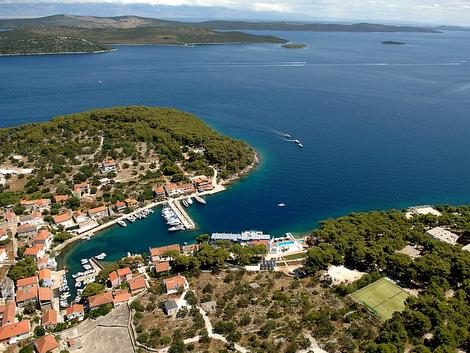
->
{"left": 1, "top": 31, "right": 470, "bottom": 279}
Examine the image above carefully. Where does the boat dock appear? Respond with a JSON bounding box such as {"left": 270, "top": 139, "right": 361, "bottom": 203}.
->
{"left": 168, "top": 200, "right": 196, "bottom": 230}
{"left": 74, "top": 258, "right": 101, "bottom": 284}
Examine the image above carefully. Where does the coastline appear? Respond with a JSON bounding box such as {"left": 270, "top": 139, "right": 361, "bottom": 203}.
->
{"left": 0, "top": 48, "right": 116, "bottom": 57}
{"left": 54, "top": 152, "right": 260, "bottom": 257}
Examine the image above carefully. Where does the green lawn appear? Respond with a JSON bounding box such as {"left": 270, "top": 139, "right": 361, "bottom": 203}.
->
{"left": 283, "top": 252, "right": 306, "bottom": 261}
{"left": 351, "top": 277, "right": 409, "bottom": 321}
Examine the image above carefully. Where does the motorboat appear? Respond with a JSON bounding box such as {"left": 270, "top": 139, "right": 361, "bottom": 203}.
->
{"left": 117, "top": 220, "right": 127, "bottom": 227}
{"left": 187, "top": 197, "right": 193, "bottom": 205}
{"left": 182, "top": 200, "right": 189, "bottom": 208}
{"left": 126, "top": 216, "right": 136, "bottom": 223}
{"left": 195, "top": 196, "right": 206, "bottom": 205}
{"left": 277, "top": 203, "right": 286, "bottom": 207}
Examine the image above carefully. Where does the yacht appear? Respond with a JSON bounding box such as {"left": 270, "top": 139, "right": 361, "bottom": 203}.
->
{"left": 297, "top": 143, "right": 304, "bottom": 148}
{"left": 126, "top": 215, "right": 136, "bottom": 223}
{"left": 187, "top": 197, "right": 193, "bottom": 205}
{"left": 195, "top": 196, "right": 207, "bottom": 205}
{"left": 182, "top": 200, "right": 189, "bottom": 208}
{"left": 117, "top": 220, "right": 127, "bottom": 227}
{"left": 278, "top": 203, "right": 286, "bottom": 207}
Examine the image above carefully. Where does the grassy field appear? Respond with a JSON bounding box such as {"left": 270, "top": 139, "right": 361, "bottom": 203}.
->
{"left": 351, "top": 277, "right": 409, "bottom": 321}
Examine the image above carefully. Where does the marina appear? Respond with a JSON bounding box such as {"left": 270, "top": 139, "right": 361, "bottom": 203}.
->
{"left": 163, "top": 200, "right": 196, "bottom": 231}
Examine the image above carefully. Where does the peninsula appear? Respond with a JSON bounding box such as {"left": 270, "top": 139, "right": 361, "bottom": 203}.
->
{"left": 0, "top": 15, "right": 287, "bottom": 55}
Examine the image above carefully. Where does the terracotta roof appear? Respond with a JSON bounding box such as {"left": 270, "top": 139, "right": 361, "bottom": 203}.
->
{"left": 24, "top": 245, "right": 42, "bottom": 257}
{"left": 154, "top": 186, "right": 165, "bottom": 193}
{"left": 155, "top": 261, "right": 170, "bottom": 273}
{"left": 164, "top": 183, "right": 179, "bottom": 190}
{"left": 38, "top": 287, "right": 52, "bottom": 302}
{"left": 53, "top": 212, "right": 71, "bottom": 224}
{"left": 163, "top": 275, "right": 187, "bottom": 291}
{"left": 182, "top": 244, "right": 199, "bottom": 253}
{"left": 41, "top": 309, "right": 57, "bottom": 327}
{"left": 17, "top": 224, "right": 37, "bottom": 233}
{"left": 0, "top": 320, "right": 30, "bottom": 341}
{"left": 88, "top": 292, "right": 113, "bottom": 308}
{"left": 20, "top": 199, "right": 50, "bottom": 207}
{"left": 109, "top": 271, "right": 119, "bottom": 283}
{"left": 88, "top": 205, "right": 107, "bottom": 214}
{"left": 34, "top": 334, "right": 59, "bottom": 353}
{"left": 115, "top": 201, "right": 126, "bottom": 207}
{"left": 53, "top": 194, "right": 69, "bottom": 203}
{"left": 0, "top": 248, "right": 6, "bottom": 257}
{"left": 16, "top": 276, "right": 38, "bottom": 288}
{"left": 16, "top": 285, "right": 38, "bottom": 303}
{"left": 113, "top": 289, "right": 131, "bottom": 305}
{"left": 1, "top": 301, "right": 16, "bottom": 326}
{"left": 66, "top": 304, "right": 84, "bottom": 316}
{"left": 74, "top": 182, "right": 88, "bottom": 188}
{"left": 127, "top": 277, "right": 146, "bottom": 292}
{"left": 117, "top": 267, "right": 131, "bottom": 277}
{"left": 150, "top": 244, "right": 180, "bottom": 257}
{"left": 38, "top": 269, "right": 52, "bottom": 281}
{"left": 34, "top": 229, "right": 51, "bottom": 241}
{"left": 102, "top": 159, "right": 116, "bottom": 166}
{"left": 125, "top": 198, "right": 138, "bottom": 205}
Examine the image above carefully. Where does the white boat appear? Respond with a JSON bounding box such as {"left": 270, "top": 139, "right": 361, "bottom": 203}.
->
{"left": 60, "top": 301, "right": 69, "bottom": 308}
{"left": 83, "top": 264, "right": 92, "bottom": 270}
{"left": 169, "top": 225, "right": 185, "bottom": 232}
{"left": 278, "top": 203, "right": 286, "bottom": 207}
{"left": 117, "top": 220, "right": 127, "bottom": 227}
{"left": 195, "top": 196, "right": 206, "bottom": 205}
{"left": 75, "top": 282, "right": 82, "bottom": 288}
{"left": 61, "top": 292, "right": 71, "bottom": 299}
{"left": 297, "top": 143, "right": 304, "bottom": 148}
{"left": 80, "top": 259, "right": 88, "bottom": 265}
{"left": 294, "top": 139, "right": 300, "bottom": 143}
{"left": 283, "top": 133, "right": 291, "bottom": 138}
{"left": 126, "top": 216, "right": 136, "bottom": 223}
{"left": 182, "top": 200, "right": 189, "bottom": 208}
{"left": 187, "top": 197, "right": 193, "bottom": 205}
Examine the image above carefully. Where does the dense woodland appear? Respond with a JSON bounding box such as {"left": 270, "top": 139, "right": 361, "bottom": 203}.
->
{"left": 305, "top": 207, "right": 470, "bottom": 353}
{"left": 0, "top": 106, "right": 256, "bottom": 206}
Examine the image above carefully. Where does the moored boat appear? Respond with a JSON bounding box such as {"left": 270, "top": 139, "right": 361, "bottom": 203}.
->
{"left": 195, "top": 196, "right": 206, "bottom": 205}
{"left": 117, "top": 220, "right": 127, "bottom": 227}
{"left": 182, "top": 200, "right": 189, "bottom": 208}
{"left": 187, "top": 197, "right": 193, "bottom": 205}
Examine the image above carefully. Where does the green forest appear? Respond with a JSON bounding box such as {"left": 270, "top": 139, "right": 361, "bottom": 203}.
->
{"left": 0, "top": 106, "right": 256, "bottom": 204}
{"left": 304, "top": 206, "right": 470, "bottom": 353}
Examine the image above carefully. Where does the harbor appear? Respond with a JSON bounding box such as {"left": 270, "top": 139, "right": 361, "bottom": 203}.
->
{"left": 164, "top": 199, "right": 197, "bottom": 231}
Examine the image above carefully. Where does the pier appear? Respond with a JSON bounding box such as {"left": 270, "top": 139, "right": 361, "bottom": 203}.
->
{"left": 168, "top": 200, "right": 196, "bottom": 230}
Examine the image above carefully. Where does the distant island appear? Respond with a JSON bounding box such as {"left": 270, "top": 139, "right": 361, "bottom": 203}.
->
{"left": 382, "top": 40, "right": 406, "bottom": 45}
{"left": 0, "top": 15, "right": 441, "bottom": 34}
{"left": 281, "top": 43, "right": 307, "bottom": 49}
{"left": 0, "top": 15, "right": 287, "bottom": 56}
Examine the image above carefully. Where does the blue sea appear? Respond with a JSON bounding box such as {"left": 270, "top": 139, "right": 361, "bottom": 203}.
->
{"left": 1, "top": 30, "right": 470, "bottom": 279}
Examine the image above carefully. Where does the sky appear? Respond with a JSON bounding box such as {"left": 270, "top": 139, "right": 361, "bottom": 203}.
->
{"left": 1, "top": 0, "right": 470, "bottom": 25}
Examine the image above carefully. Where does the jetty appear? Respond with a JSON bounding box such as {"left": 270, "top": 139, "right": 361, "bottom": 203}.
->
{"left": 168, "top": 200, "right": 196, "bottom": 230}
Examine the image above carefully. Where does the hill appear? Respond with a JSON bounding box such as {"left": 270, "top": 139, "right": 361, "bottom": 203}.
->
{"left": 192, "top": 20, "right": 440, "bottom": 33}
{"left": 0, "top": 28, "right": 112, "bottom": 55}
{"left": 0, "top": 25, "right": 286, "bottom": 55}
{"left": 0, "top": 15, "right": 440, "bottom": 33}
{"left": 0, "top": 106, "right": 256, "bottom": 204}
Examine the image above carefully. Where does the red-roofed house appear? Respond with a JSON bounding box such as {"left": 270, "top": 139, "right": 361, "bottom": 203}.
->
{"left": 154, "top": 261, "right": 170, "bottom": 273}
{"left": 65, "top": 304, "right": 84, "bottom": 321}
{"left": 88, "top": 206, "right": 108, "bottom": 219}
{"left": 41, "top": 309, "right": 57, "bottom": 329}
{"left": 23, "top": 244, "right": 45, "bottom": 260}
{"left": 52, "top": 212, "right": 75, "bottom": 229}
{"left": 113, "top": 289, "right": 131, "bottom": 307}
{"left": 163, "top": 183, "right": 195, "bottom": 197}
{"left": 38, "top": 287, "right": 53, "bottom": 308}
{"left": 0, "top": 320, "right": 30, "bottom": 344}
{"left": 0, "top": 301, "right": 16, "bottom": 326}
{"left": 127, "top": 277, "right": 146, "bottom": 295}
{"left": 38, "top": 269, "right": 53, "bottom": 287}
{"left": 73, "top": 183, "right": 90, "bottom": 198}
{"left": 16, "top": 285, "right": 38, "bottom": 307}
{"left": 114, "top": 201, "right": 126, "bottom": 212}
{"left": 33, "top": 229, "right": 53, "bottom": 250}
{"left": 34, "top": 334, "right": 59, "bottom": 353}
{"left": 88, "top": 292, "right": 113, "bottom": 310}
{"left": 16, "top": 276, "right": 38, "bottom": 290}
{"left": 108, "top": 267, "right": 132, "bottom": 287}
{"left": 149, "top": 244, "right": 180, "bottom": 262}
{"left": 53, "top": 194, "right": 69, "bottom": 203}
{"left": 154, "top": 186, "right": 166, "bottom": 200}
{"left": 162, "top": 275, "right": 188, "bottom": 294}
{"left": 20, "top": 199, "right": 51, "bottom": 212}
{"left": 192, "top": 175, "right": 214, "bottom": 191}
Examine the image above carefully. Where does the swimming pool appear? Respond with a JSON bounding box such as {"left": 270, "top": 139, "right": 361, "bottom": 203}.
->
{"left": 276, "top": 240, "right": 295, "bottom": 247}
